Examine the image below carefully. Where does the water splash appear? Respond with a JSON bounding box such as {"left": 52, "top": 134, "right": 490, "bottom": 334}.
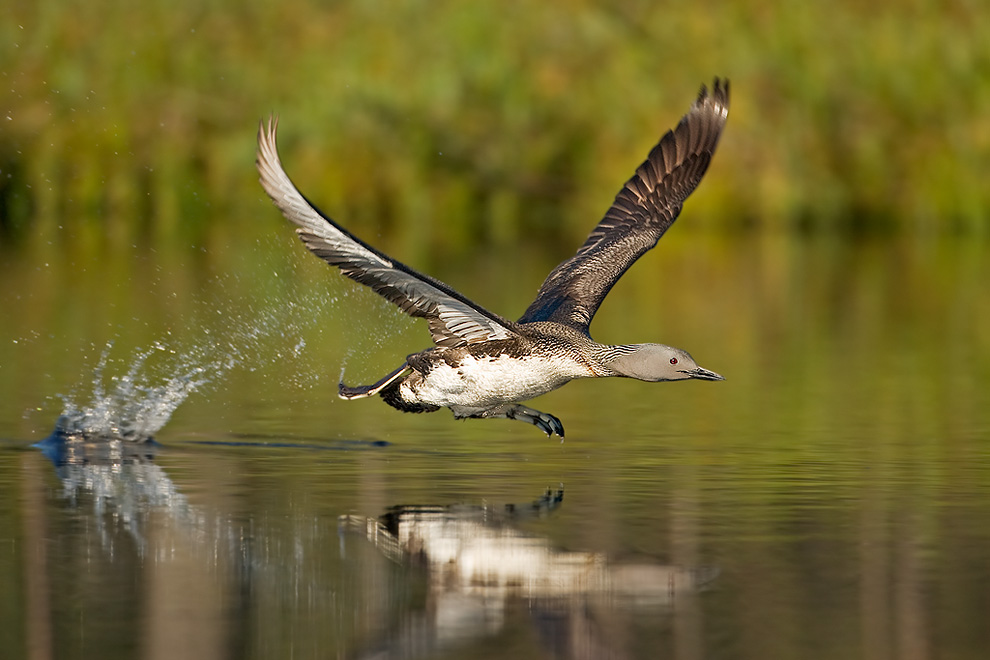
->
{"left": 55, "top": 340, "right": 216, "bottom": 441}
{"left": 45, "top": 244, "right": 423, "bottom": 443}
{"left": 52, "top": 284, "right": 350, "bottom": 441}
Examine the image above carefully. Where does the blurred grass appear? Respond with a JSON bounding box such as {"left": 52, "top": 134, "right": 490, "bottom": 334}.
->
{"left": 1, "top": 0, "right": 988, "bottom": 252}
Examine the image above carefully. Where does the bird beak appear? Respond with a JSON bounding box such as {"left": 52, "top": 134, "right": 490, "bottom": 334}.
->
{"left": 681, "top": 367, "right": 724, "bottom": 381}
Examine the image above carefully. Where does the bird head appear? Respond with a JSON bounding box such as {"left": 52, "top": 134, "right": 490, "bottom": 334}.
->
{"left": 607, "top": 344, "right": 723, "bottom": 382}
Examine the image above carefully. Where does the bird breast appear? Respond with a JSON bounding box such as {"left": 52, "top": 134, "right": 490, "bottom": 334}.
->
{"left": 403, "top": 352, "right": 591, "bottom": 409}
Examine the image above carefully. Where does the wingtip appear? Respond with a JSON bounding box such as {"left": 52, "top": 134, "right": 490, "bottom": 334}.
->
{"left": 713, "top": 77, "right": 730, "bottom": 109}
{"left": 696, "top": 78, "right": 730, "bottom": 116}
{"left": 256, "top": 114, "right": 280, "bottom": 156}
{"left": 256, "top": 114, "right": 284, "bottom": 186}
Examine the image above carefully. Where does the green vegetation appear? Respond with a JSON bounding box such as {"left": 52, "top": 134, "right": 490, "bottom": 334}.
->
{"left": 2, "top": 0, "right": 988, "bottom": 249}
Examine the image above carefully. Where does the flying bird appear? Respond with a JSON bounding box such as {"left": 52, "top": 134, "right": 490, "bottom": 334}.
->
{"left": 257, "top": 79, "right": 729, "bottom": 437}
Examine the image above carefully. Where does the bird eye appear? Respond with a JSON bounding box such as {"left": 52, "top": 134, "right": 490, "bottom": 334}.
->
{"left": 669, "top": 357, "right": 678, "bottom": 365}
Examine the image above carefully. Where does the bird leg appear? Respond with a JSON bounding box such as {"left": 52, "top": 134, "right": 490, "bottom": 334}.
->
{"left": 338, "top": 363, "right": 410, "bottom": 400}
{"left": 470, "top": 403, "right": 565, "bottom": 439}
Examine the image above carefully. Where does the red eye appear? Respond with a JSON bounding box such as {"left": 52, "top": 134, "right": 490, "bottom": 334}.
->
{"left": 669, "top": 357, "right": 678, "bottom": 365}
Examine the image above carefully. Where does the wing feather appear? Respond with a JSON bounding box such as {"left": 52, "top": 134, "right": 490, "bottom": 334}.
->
{"left": 519, "top": 79, "right": 730, "bottom": 331}
{"left": 257, "top": 117, "right": 516, "bottom": 348}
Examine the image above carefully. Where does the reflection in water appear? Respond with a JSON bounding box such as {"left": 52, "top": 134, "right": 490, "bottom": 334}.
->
{"left": 29, "top": 438, "right": 716, "bottom": 660}
{"left": 30, "top": 432, "right": 248, "bottom": 659}
{"left": 5, "top": 232, "right": 989, "bottom": 659}
{"left": 341, "top": 489, "right": 718, "bottom": 659}
{"left": 36, "top": 428, "right": 191, "bottom": 558}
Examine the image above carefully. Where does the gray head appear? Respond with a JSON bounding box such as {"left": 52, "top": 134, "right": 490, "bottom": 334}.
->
{"left": 607, "top": 344, "right": 723, "bottom": 382}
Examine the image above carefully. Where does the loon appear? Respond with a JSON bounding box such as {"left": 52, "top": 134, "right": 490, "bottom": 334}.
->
{"left": 257, "top": 79, "right": 729, "bottom": 438}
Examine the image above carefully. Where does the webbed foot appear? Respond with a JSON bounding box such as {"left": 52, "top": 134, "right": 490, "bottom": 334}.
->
{"left": 506, "top": 405, "right": 565, "bottom": 438}
{"left": 465, "top": 403, "right": 565, "bottom": 438}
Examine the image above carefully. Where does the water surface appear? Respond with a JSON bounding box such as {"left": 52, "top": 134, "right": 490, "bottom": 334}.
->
{"left": 1, "top": 230, "right": 988, "bottom": 659}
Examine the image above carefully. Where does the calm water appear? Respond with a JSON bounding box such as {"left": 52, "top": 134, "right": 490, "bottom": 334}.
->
{"left": 1, "top": 229, "right": 988, "bottom": 659}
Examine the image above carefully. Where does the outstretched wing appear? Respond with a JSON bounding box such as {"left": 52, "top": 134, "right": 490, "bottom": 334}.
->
{"left": 257, "top": 117, "right": 516, "bottom": 348}
{"left": 518, "top": 79, "right": 730, "bottom": 331}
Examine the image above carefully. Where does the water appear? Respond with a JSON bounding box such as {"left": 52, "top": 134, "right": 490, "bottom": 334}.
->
{"left": 1, "top": 231, "right": 989, "bottom": 659}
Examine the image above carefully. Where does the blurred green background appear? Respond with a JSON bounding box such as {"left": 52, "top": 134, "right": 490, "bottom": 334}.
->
{"left": 2, "top": 0, "right": 987, "bottom": 257}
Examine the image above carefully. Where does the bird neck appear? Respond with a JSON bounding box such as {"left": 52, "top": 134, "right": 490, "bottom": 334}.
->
{"left": 590, "top": 343, "right": 645, "bottom": 378}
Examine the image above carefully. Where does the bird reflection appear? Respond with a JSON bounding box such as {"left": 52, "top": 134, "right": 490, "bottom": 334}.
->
{"left": 340, "top": 489, "right": 718, "bottom": 659}
{"left": 31, "top": 425, "right": 717, "bottom": 658}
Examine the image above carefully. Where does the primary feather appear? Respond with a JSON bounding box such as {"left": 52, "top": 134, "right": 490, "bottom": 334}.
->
{"left": 518, "top": 79, "right": 729, "bottom": 331}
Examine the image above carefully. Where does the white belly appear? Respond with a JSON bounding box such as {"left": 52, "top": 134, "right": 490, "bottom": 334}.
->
{"left": 404, "top": 353, "right": 589, "bottom": 409}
